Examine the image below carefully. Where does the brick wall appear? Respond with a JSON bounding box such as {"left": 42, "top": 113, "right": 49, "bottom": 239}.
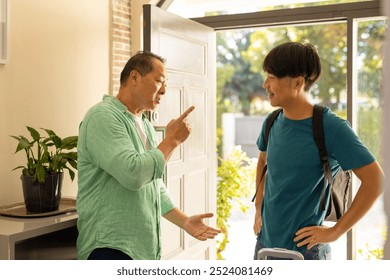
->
{"left": 111, "top": 0, "right": 131, "bottom": 94}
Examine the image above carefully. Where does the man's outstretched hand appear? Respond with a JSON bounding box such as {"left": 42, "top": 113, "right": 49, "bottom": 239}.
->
{"left": 182, "top": 213, "right": 221, "bottom": 241}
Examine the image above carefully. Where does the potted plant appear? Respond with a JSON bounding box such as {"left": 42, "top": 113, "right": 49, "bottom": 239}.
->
{"left": 11, "top": 126, "right": 78, "bottom": 213}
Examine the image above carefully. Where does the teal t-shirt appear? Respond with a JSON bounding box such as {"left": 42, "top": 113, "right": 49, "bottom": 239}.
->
{"left": 256, "top": 107, "right": 375, "bottom": 252}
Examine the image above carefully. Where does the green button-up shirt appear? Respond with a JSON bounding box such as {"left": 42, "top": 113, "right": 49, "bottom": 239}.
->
{"left": 76, "top": 95, "right": 175, "bottom": 260}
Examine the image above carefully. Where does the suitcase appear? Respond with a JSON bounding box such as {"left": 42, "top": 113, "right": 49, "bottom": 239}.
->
{"left": 257, "top": 248, "right": 304, "bottom": 260}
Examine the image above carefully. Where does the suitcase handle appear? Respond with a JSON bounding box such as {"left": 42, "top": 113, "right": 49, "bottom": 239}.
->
{"left": 257, "top": 248, "right": 304, "bottom": 260}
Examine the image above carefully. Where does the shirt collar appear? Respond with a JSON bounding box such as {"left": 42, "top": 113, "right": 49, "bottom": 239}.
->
{"left": 103, "top": 94, "right": 148, "bottom": 120}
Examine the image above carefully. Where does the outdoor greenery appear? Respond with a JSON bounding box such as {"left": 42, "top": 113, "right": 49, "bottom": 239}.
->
{"left": 216, "top": 147, "right": 256, "bottom": 260}
{"left": 11, "top": 126, "right": 78, "bottom": 184}
{"left": 358, "top": 223, "right": 388, "bottom": 260}
{"left": 218, "top": 20, "right": 386, "bottom": 117}
{"left": 217, "top": 30, "right": 263, "bottom": 115}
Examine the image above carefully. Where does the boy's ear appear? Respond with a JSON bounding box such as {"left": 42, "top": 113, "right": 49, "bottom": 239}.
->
{"left": 293, "top": 76, "right": 305, "bottom": 90}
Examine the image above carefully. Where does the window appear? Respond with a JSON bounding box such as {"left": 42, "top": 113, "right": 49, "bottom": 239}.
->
{"left": 354, "top": 18, "right": 387, "bottom": 260}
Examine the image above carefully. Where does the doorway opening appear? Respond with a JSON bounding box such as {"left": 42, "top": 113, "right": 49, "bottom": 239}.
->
{"left": 164, "top": 0, "right": 387, "bottom": 260}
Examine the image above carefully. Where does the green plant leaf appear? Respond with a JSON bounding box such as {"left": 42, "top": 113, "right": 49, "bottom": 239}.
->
{"left": 22, "top": 168, "right": 30, "bottom": 176}
{"left": 27, "top": 157, "right": 35, "bottom": 168}
{"left": 67, "top": 168, "right": 75, "bottom": 181}
{"left": 12, "top": 166, "right": 26, "bottom": 171}
{"left": 27, "top": 126, "right": 41, "bottom": 141}
{"left": 51, "top": 135, "right": 62, "bottom": 148}
{"left": 11, "top": 126, "right": 78, "bottom": 184}
{"left": 36, "top": 164, "right": 46, "bottom": 183}
{"left": 67, "top": 158, "right": 78, "bottom": 170}
{"left": 216, "top": 146, "right": 256, "bottom": 259}
{"left": 61, "top": 152, "right": 78, "bottom": 161}
{"left": 42, "top": 128, "right": 56, "bottom": 137}
{"left": 61, "top": 136, "right": 78, "bottom": 149}
{"left": 41, "top": 150, "right": 50, "bottom": 164}
{"left": 10, "top": 136, "right": 31, "bottom": 153}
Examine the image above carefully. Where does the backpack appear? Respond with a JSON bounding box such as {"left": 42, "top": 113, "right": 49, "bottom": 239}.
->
{"left": 252, "top": 105, "right": 352, "bottom": 222}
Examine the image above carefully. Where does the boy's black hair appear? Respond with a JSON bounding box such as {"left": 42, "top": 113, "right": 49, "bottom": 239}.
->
{"left": 263, "top": 42, "right": 321, "bottom": 91}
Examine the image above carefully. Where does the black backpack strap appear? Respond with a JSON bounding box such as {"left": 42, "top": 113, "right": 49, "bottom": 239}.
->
{"left": 251, "top": 164, "right": 267, "bottom": 202}
{"left": 252, "top": 108, "right": 283, "bottom": 202}
{"left": 312, "top": 105, "right": 333, "bottom": 211}
{"left": 265, "top": 108, "right": 283, "bottom": 146}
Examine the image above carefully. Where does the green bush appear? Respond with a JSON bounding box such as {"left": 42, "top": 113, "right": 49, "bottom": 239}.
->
{"left": 216, "top": 146, "right": 256, "bottom": 259}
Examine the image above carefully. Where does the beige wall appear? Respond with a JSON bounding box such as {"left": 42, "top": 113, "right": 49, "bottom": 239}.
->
{"left": 0, "top": 0, "right": 110, "bottom": 205}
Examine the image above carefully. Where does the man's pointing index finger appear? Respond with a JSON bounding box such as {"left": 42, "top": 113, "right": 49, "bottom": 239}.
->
{"left": 178, "top": 106, "right": 195, "bottom": 120}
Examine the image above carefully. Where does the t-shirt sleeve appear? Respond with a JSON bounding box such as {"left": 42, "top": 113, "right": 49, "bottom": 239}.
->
{"left": 325, "top": 116, "right": 376, "bottom": 171}
{"left": 256, "top": 114, "right": 270, "bottom": 151}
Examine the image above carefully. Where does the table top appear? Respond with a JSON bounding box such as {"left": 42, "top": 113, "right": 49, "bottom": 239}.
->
{"left": 0, "top": 211, "right": 78, "bottom": 237}
{"left": 0, "top": 197, "right": 77, "bottom": 236}
{"left": 0, "top": 197, "right": 76, "bottom": 218}
{"left": 0, "top": 198, "right": 78, "bottom": 245}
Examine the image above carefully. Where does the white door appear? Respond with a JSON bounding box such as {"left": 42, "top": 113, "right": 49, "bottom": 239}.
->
{"left": 143, "top": 4, "right": 216, "bottom": 260}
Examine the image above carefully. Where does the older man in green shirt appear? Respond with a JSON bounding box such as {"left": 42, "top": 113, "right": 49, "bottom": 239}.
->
{"left": 76, "top": 51, "right": 220, "bottom": 260}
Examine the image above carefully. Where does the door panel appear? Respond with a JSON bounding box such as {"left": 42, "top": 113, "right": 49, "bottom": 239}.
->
{"left": 186, "top": 169, "right": 208, "bottom": 248}
{"left": 152, "top": 86, "right": 182, "bottom": 126}
{"left": 159, "top": 31, "right": 206, "bottom": 75}
{"left": 161, "top": 175, "right": 184, "bottom": 258}
{"left": 152, "top": 85, "right": 182, "bottom": 162}
{"left": 185, "top": 88, "right": 207, "bottom": 158}
{"left": 143, "top": 5, "right": 216, "bottom": 260}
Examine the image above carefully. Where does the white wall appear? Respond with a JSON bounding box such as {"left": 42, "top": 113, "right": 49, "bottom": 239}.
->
{"left": 0, "top": 0, "right": 110, "bottom": 205}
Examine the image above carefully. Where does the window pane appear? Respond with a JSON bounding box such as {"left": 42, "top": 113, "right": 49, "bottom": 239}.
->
{"left": 168, "top": 0, "right": 373, "bottom": 18}
{"left": 354, "top": 18, "right": 387, "bottom": 260}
